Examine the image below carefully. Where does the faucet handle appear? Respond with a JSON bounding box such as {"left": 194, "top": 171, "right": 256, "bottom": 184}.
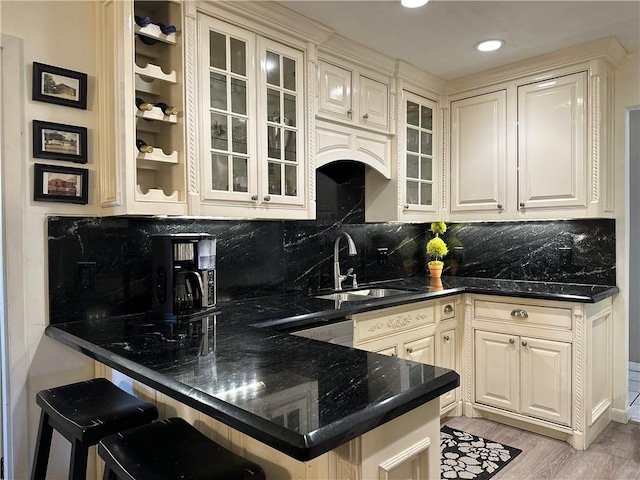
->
{"left": 352, "top": 273, "right": 358, "bottom": 288}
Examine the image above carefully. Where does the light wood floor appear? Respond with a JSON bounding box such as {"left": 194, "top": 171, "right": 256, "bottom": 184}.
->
{"left": 442, "top": 417, "right": 640, "bottom": 480}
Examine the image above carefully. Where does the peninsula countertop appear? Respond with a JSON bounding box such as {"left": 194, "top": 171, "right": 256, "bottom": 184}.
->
{"left": 45, "top": 276, "right": 617, "bottom": 461}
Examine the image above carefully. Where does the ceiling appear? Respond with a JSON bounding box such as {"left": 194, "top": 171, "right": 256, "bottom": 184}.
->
{"left": 278, "top": 1, "right": 640, "bottom": 80}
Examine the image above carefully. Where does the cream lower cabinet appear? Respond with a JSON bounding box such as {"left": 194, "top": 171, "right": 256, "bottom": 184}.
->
{"left": 351, "top": 298, "right": 461, "bottom": 416}
{"left": 475, "top": 330, "right": 571, "bottom": 426}
{"left": 466, "top": 295, "right": 613, "bottom": 450}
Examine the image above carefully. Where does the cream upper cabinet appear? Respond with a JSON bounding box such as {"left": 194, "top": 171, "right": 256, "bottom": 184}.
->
{"left": 450, "top": 90, "right": 507, "bottom": 214}
{"left": 517, "top": 72, "right": 587, "bottom": 210}
{"left": 317, "top": 58, "right": 390, "bottom": 132}
{"left": 195, "top": 14, "right": 309, "bottom": 219}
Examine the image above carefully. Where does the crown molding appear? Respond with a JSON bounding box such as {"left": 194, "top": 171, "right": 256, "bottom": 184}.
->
{"left": 446, "top": 36, "right": 629, "bottom": 95}
{"left": 395, "top": 60, "right": 447, "bottom": 97}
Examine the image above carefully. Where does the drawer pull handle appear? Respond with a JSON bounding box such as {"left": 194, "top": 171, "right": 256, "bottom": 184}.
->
{"left": 511, "top": 309, "right": 529, "bottom": 319}
{"left": 444, "top": 305, "right": 454, "bottom": 314}
{"left": 509, "top": 338, "right": 515, "bottom": 344}
{"left": 522, "top": 341, "right": 528, "bottom": 347}
{"left": 444, "top": 335, "right": 450, "bottom": 341}
{"left": 406, "top": 347, "right": 413, "bottom": 354}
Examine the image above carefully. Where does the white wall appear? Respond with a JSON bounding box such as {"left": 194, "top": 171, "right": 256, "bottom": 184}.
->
{"left": 613, "top": 52, "right": 639, "bottom": 418}
{"left": 1, "top": 2, "right": 97, "bottom": 478}
{"left": 629, "top": 108, "right": 640, "bottom": 363}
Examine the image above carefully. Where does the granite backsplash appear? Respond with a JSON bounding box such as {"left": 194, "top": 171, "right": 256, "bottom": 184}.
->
{"left": 47, "top": 216, "right": 616, "bottom": 324}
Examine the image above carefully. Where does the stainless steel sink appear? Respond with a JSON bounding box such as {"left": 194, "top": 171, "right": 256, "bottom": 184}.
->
{"left": 314, "top": 288, "right": 413, "bottom": 302}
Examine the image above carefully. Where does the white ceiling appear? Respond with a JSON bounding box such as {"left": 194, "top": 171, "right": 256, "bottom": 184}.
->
{"left": 278, "top": 0, "right": 640, "bottom": 80}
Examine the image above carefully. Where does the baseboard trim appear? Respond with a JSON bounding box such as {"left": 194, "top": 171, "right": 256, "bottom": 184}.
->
{"left": 629, "top": 361, "right": 640, "bottom": 372}
{"left": 611, "top": 407, "right": 630, "bottom": 424}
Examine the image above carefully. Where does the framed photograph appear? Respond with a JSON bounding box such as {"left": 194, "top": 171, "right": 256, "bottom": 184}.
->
{"left": 33, "top": 120, "right": 87, "bottom": 163}
{"left": 32, "top": 62, "right": 87, "bottom": 109}
{"left": 34, "top": 163, "right": 88, "bottom": 204}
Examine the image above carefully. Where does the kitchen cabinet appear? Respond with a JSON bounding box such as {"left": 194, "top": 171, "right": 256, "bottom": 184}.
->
{"left": 466, "top": 294, "right": 613, "bottom": 449}
{"left": 317, "top": 58, "right": 390, "bottom": 132}
{"left": 474, "top": 330, "right": 571, "bottom": 426}
{"left": 97, "top": 0, "right": 188, "bottom": 215}
{"left": 450, "top": 90, "right": 507, "bottom": 214}
{"left": 447, "top": 44, "right": 620, "bottom": 220}
{"left": 195, "top": 14, "right": 310, "bottom": 219}
{"left": 351, "top": 298, "right": 461, "bottom": 415}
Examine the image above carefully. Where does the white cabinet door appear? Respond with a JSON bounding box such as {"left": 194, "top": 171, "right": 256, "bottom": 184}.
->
{"left": 475, "top": 330, "right": 519, "bottom": 413}
{"left": 318, "top": 61, "right": 352, "bottom": 121}
{"left": 403, "top": 335, "right": 435, "bottom": 364}
{"left": 358, "top": 75, "right": 388, "bottom": 130}
{"left": 517, "top": 72, "right": 587, "bottom": 210}
{"left": 450, "top": 90, "right": 507, "bottom": 213}
{"left": 520, "top": 336, "right": 572, "bottom": 426}
{"left": 438, "top": 328, "right": 457, "bottom": 409}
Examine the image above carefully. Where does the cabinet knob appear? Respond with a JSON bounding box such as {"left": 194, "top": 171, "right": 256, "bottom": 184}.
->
{"left": 347, "top": 109, "right": 353, "bottom": 117}
{"left": 390, "top": 352, "right": 397, "bottom": 357}
{"left": 522, "top": 341, "right": 528, "bottom": 347}
{"left": 251, "top": 195, "right": 258, "bottom": 202}
{"left": 444, "top": 335, "right": 450, "bottom": 341}
{"left": 519, "top": 202, "right": 525, "bottom": 208}
{"left": 497, "top": 204, "right": 503, "bottom": 210}
{"left": 510, "top": 309, "right": 529, "bottom": 319}
{"left": 264, "top": 195, "right": 271, "bottom": 202}
{"left": 444, "top": 305, "right": 454, "bottom": 314}
{"left": 362, "top": 113, "right": 369, "bottom": 120}
{"left": 403, "top": 204, "right": 410, "bottom": 210}
{"left": 508, "top": 338, "right": 515, "bottom": 344}
{"left": 406, "top": 347, "right": 413, "bottom": 354}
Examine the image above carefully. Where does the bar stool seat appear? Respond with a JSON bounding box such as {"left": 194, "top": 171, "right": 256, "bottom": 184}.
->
{"left": 31, "top": 378, "right": 158, "bottom": 480}
{"left": 98, "top": 417, "right": 266, "bottom": 480}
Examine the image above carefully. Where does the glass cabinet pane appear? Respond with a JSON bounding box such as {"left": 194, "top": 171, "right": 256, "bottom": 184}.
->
{"left": 406, "top": 101, "right": 419, "bottom": 126}
{"left": 212, "top": 154, "right": 229, "bottom": 191}
{"left": 407, "top": 155, "right": 419, "bottom": 179}
{"left": 421, "top": 132, "right": 432, "bottom": 155}
{"left": 406, "top": 128, "right": 419, "bottom": 153}
{"left": 230, "top": 78, "right": 247, "bottom": 115}
{"left": 210, "top": 73, "right": 227, "bottom": 111}
{"left": 268, "top": 126, "right": 281, "bottom": 159}
{"left": 283, "top": 57, "right": 296, "bottom": 91}
{"left": 285, "top": 165, "right": 297, "bottom": 196}
{"left": 406, "top": 181, "right": 418, "bottom": 204}
{"left": 266, "top": 51, "right": 280, "bottom": 86}
{"left": 420, "top": 158, "right": 432, "bottom": 181}
{"left": 232, "top": 157, "right": 248, "bottom": 192}
{"left": 267, "top": 89, "right": 281, "bottom": 123}
{"left": 268, "top": 162, "right": 282, "bottom": 195}
{"left": 284, "top": 130, "right": 296, "bottom": 161}
{"left": 231, "top": 117, "right": 247, "bottom": 154}
{"left": 284, "top": 94, "right": 296, "bottom": 127}
{"left": 420, "top": 183, "right": 432, "bottom": 205}
{"left": 230, "top": 38, "right": 246, "bottom": 76}
{"left": 209, "top": 31, "right": 226, "bottom": 70}
{"left": 420, "top": 105, "right": 432, "bottom": 130}
{"left": 211, "top": 113, "right": 227, "bottom": 151}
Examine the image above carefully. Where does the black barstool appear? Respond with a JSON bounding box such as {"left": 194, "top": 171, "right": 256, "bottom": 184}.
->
{"left": 99, "top": 417, "right": 266, "bottom": 480}
{"left": 31, "top": 378, "right": 158, "bottom": 480}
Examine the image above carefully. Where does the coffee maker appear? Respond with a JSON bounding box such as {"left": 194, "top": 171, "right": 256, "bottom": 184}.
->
{"left": 151, "top": 233, "right": 217, "bottom": 321}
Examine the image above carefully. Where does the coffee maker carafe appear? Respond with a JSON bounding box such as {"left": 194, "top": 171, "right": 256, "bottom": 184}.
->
{"left": 151, "top": 233, "right": 217, "bottom": 320}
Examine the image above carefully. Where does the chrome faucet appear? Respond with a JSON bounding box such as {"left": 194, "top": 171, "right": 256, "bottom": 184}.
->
{"left": 333, "top": 232, "right": 358, "bottom": 290}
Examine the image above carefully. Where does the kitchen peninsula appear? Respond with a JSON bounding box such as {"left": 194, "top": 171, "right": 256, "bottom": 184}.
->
{"left": 46, "top": 276, "right": 617, "bottom": 479}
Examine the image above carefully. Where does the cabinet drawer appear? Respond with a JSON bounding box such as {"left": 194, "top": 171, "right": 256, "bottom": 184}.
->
{"left": 474, "top": 299, "right": 572, "bottom": 330}
{"left": 353, "top": 302, "right": 435, "bottom": 343}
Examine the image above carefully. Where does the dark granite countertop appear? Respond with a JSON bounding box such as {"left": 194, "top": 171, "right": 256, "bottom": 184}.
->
{"left": 45, "top": 276, "right": 616, "bottom": 461}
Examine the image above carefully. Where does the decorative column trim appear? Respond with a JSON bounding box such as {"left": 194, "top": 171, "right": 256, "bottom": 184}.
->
{"left": 574, "top": 306, "right": 584, "bottom": 432}
{"left": 465, "top": 295, "right": 473, "bottom": 406}
{"left": 396, "top": 90, "right": 404, "bottom": 210}
{"left": 590, "top": 75, "right": 600, "bottom": 202}
{"left": 307, "top": 56, "right": 317, "bottom": 206}
{"left": 184, "top": 13, "right": 199, "bottom": 198}
{"left": 441, "top": 106, "right": 449, "bottom": 211}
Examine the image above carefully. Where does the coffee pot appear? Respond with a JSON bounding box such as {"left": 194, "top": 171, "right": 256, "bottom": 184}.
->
{"left": 151, "top": 233, "right": 217, "bottom": 321}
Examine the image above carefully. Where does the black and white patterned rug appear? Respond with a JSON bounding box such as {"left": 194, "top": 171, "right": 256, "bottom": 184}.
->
{"left": 441, "top": 426, "right": 522, "bottom": 480}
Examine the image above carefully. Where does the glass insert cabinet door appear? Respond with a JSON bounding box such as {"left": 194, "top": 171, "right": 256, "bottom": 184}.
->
{"left": 259, "top": 38, "right": 305, "bottom": 206}
{"left": 199, "top": 14, "right": 305, "bottom": 208}
{"left": 403, "top": 91, "right": 437, "bottom": 212}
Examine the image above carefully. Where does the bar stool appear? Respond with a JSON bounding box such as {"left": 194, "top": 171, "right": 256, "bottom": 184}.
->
{"left": 31, "top": 378, "right": 158, "bottom": 480}
{"left": 99, "top": 417, "right": 266, "bottom": 480}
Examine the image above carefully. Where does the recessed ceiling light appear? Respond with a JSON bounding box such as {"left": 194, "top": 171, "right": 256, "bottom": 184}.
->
{"left": 475, "top": 39, "right": 505, "bottom": 52}
{"left": 401, "top": 0, "right": 429, "bottom": 8}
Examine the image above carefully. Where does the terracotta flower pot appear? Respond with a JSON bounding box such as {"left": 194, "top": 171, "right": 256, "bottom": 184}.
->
{"left": 428, "top": 263, "right": 443, "bottom": 278}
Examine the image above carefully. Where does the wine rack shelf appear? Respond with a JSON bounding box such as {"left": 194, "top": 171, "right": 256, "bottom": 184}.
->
{"left": 136, "top": 149, "right": 179, "bottom": 166}
{"left": 136, "top": 185, "right": 180, "bottom": 202}
{"left": 134, "top": 63, "right": 177, "bottom": 83}
{"left": 135, "top": 106, "right": 178, "bottom": 124}
{"left": 134, "top": 23, "right": 177, "bottom": 45}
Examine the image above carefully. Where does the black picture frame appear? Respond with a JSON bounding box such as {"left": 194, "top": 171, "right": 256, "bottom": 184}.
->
{"left": 34, "top": 163, "right": 88, "bottom": 205}
{"left": 32, "top": 62, "right": 87, "bottom": 110}
{"left": 33, "top": 120, "right": 88, "bottom": 164}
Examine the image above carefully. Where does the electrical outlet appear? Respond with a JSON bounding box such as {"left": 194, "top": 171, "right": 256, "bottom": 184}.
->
{"left": 454, "top": 246, "right": 465, "bottom": 264}
{"left": 377, "top": 247, "right": 389, "bottom": 265}
{"left": 558, "top": 247, "right": 572, "bottom": 266}
{"left": 76, "top": 262, "right": 96, "bottom": 292}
